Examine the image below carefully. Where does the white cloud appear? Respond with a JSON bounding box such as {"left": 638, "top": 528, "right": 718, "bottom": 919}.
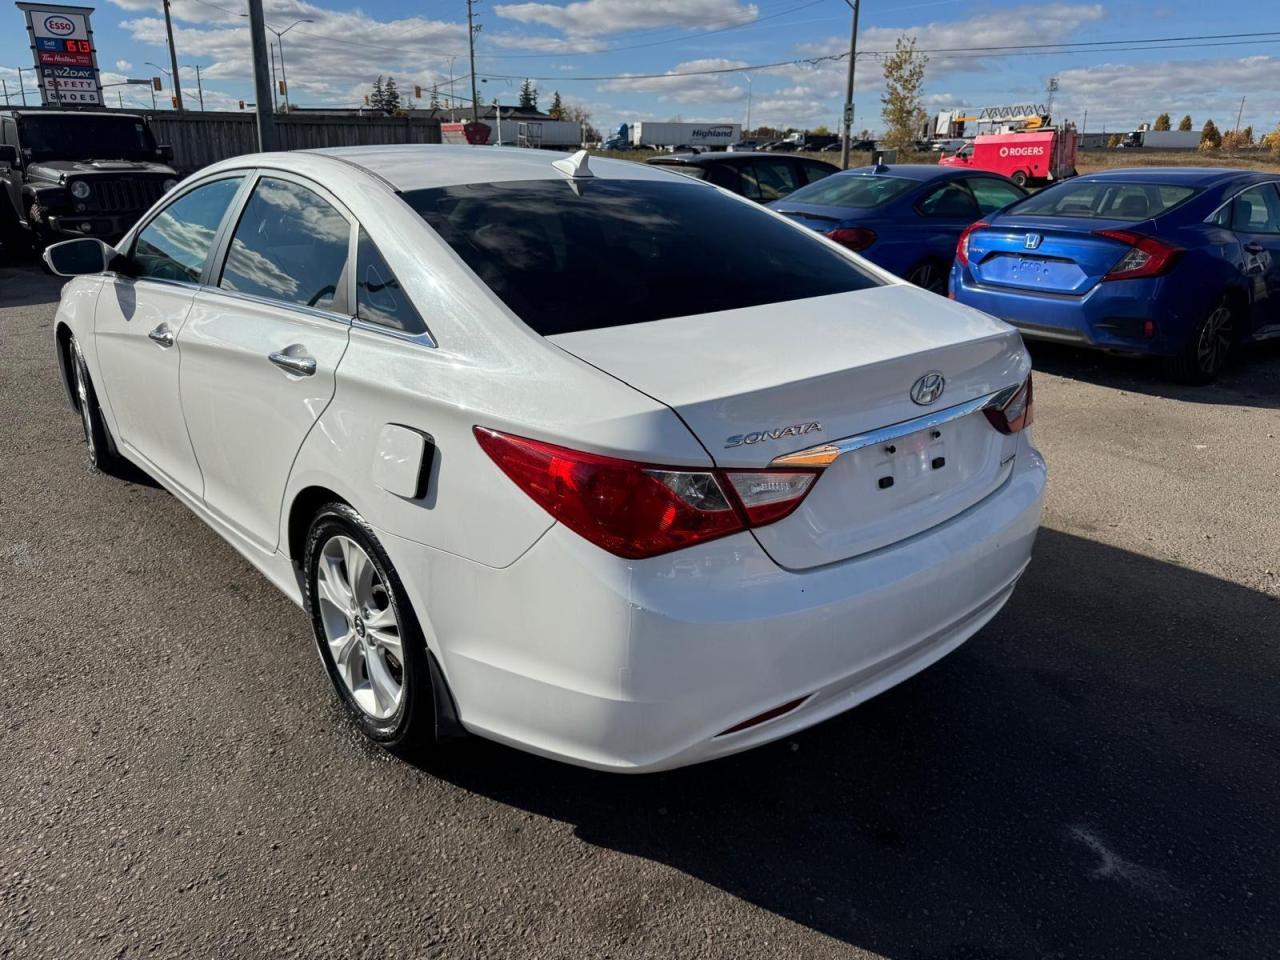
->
{"left": 116, "top": 59, "right": 134, "bottom": 71}
{"left": 488, "top": 33, "right": 607, "bottom": 53}
{"left": 494, "top": 0, "right": 756, "bottom": 37}
{"left": 600, "top": 58, "right": 747, "bottom": 104}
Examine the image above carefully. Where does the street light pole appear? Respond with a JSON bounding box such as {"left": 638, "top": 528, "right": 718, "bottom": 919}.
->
{"left": 240, "top": 17, "right": 312, "bottom": 113}
{"left": 741, "top": 72, "right": 752, "bottom": 134}
{"left": 245, "top": 0, "right": 277, "bottom": 151}
{"left": 466, "top": 0, "right": 480, "bottom": 124}
{"left": 839, "top": 0, "right": 860, "bottom": 170}
{"left": 195, "top": 64, "right": 204, "bottom": 110}
{"left": 161, "top": 0, "right": 184, "bottom": 110}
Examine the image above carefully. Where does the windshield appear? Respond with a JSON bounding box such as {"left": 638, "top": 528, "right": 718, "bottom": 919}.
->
{"left": 1009, "top": 180, "right": 1200, "bottom": 220}
{"left": 404, "top": 178, "right": 881, "bottom": 336}
{"left": 19, "top": 114, "right": 157, "bottom": 162}
{"left": 776, "top": 173, "right": 915, "bottom": 210}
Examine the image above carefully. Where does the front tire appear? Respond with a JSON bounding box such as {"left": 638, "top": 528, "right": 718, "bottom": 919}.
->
{"left": 304, "top": 503, "right": 436, "bottom": 757}
{"left": 1165, "top": 298, "right": 1235, "bottom": 384}
{"left": 70, "top": 337, "right": 125, "bottom": 475}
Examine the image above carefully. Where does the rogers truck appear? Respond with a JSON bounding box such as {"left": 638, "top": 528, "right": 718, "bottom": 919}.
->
{"left": 938, "top": 128, "right": 1078, "bottom": 187}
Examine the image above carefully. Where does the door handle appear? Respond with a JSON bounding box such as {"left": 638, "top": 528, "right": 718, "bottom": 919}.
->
{"left": 268, "top": 350, "right": 317, "bottom": 377}
{"left": 147, "top": 324, "right": 175, "bottom": 348}
{"left": 1243, "top": 241, "right": 1265, "bottom": 254}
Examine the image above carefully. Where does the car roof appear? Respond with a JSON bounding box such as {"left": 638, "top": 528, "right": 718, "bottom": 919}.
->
{"left": 1066, "top": 167, "right": 1261, "bottom": 187}
{"left": 646, "top": 151, "right": 821, "bottom": 166}
{"left": 305, "top": 144, "right": 682, "bottom": 191}
{"left": 839, "top": 164, "right": 972, "bottom": 182}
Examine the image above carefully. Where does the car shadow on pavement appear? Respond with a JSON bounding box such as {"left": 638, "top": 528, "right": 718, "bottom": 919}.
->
{"left": 1027, "top": 339, "right": 1280, "bottom": 410}
{"left": 420, "top": 528, "right": 1279, "bottom": 960}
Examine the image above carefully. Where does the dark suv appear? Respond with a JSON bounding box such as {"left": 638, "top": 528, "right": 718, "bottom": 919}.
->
{"left": 0, "top": 109, "right": 178, "bottom": 250}
{"left": 645, "top": 152, "right": 839, "bottom": 203}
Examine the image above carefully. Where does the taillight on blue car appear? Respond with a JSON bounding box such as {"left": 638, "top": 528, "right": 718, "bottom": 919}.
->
{"left": 1094, "top": 229, "right": 1182, "bottom": 281}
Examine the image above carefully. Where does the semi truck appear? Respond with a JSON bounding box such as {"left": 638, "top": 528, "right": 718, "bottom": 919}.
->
{"left": 1118, "top": 129, "right": 1201, "bottom": 149}
{"left": 600, "top": 121, "right": 741, "bottom": 151}
{"left": 937, "top": 128, "right": 1078, "bottom": 187}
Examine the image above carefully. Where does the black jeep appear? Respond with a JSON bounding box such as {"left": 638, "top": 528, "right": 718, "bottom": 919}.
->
{"left": 0, "top": 109, "right": 178, "bottom": 250}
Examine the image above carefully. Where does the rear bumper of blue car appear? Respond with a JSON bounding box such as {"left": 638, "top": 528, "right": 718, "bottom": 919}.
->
{"left": 949, "top": 266, "right": 1197, "bottom": 357}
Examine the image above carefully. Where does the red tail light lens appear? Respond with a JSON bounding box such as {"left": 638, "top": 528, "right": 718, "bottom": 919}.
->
{"left": 1094, "top": 229, "right": 1181, "bottom": 281}
{"left": 956, "top": 220, "right": 989, "bottom": 267}
{"left": 475, "top": 428, "right": 820, "bottom": 558}
{"left": 826, "top": 227, "right": 877, "bottom": 251}
{"left": 983, "top": 375, "right": 1034, "bottom": 434}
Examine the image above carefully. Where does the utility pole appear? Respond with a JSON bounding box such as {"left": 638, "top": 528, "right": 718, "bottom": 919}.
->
{"left": 195, "top": 64, "right": 204, "bottom": 110}
{"left": 838, "top": 0, "right": 859, "bottom": 170}
{"left": 1, "top": 79, "right": 7, "bottom": 106}
{"left": 270, "top": 42, "right": 278, "bottom": 112}
{"left": 466, "top": 0, "right": 480, "bottom": 124}
{"left": 741, "top": 72, "right": 752, "bottom": 133}
{"left": 161, "top": 0, "right": 184, "bottom": 110}
{"left": 246, "top": 0, "right": 277, "bottom": 150}
{"left": 1234, "top": 95, "right": 1246, "bottom": 133}
{"left": 447, "top": 55, "right": 457, "bottom": 121}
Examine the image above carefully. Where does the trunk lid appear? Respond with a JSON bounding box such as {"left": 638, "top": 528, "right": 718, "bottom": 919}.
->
{"left": 772, "top": 202, "right": 855, "bottom": 233}
{"left": 967, "top": 215, "right": 1141, "bottom": 295}
{"left": 550, "top": 283, "right": 1028, "bottom": 570}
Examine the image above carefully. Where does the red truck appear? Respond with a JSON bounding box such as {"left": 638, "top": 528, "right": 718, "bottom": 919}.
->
{"left": 937, "top": 129, "right": 1078, "bottom": 187}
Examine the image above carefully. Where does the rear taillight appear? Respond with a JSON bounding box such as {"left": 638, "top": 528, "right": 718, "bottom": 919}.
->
{"left": 983, "top": 375, "right": 1034, "bottom": 434}
{"left": 1094, "top": 229, "right": 1181, "bottom": 281}
{"left": 956, "top": 220, "right": 989, "bottom": 267}
{"left": 474, "top": 429, "right": 820, "bottom": 559}
{"left": 826, "top": 227, "right": 877, "bottom": 251}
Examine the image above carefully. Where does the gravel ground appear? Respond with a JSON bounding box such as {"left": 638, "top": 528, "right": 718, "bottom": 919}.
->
{"left": 2, "top": 256, "right": 1277, "bottom": 960}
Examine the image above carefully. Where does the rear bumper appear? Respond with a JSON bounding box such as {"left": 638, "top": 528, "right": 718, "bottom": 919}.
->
{"left": 950, "top": 266, "right": 1193, "bottom": 356}
{"left": 379, "top": 434, "right": 1047, "bottom": 772}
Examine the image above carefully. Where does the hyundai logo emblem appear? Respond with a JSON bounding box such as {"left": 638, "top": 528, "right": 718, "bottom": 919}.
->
{"left": 910, "top": 371, "right": 946, "bottom": 406}
{"left": 1024, "top": 232, "right": 1042, "bottom": 250}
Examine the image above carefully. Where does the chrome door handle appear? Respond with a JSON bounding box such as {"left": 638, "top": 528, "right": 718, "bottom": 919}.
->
{"left": 147, "top": 324, "right": 175, "bottom": 348}
{"left": 268, "top": 350, "right": 317, "bottom": 377}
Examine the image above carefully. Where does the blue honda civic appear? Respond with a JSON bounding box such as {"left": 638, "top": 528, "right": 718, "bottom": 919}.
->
{"left": 769, "top": 164, "right": 1027, "bottom": 294}
{"left": 950, "top": 168, "right": 1280, "bottom": 382}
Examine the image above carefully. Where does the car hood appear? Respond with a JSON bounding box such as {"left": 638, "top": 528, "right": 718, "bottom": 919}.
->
{"left": 26, "top": 159, "right": 176, "bottom": 181}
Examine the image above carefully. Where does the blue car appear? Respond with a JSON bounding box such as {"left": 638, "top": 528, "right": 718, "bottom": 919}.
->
{"left": 950, "top": 168, "right": 1280, "bottom": 382}
{"left": 769, "top": 164, "right": 1027, "bottom": 294}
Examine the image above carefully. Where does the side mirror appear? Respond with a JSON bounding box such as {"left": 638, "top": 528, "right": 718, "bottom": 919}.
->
{"left": 156, "top": 144, "right": 174, "bottom": 163}
{"left": 42, "top": 237, "right": 115, "bottom": 277}
{"left": 0, "top": 144, "right": 17, "bottom": 167}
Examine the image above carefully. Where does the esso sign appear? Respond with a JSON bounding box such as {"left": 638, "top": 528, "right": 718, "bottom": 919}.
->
{"left": 43, "top": 15, "right": 75, "bottom": 35}
{"left": 998, "top": 145, "right": 1045, "bottom": 158}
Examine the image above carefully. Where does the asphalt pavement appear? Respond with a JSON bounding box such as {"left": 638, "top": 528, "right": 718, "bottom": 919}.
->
{"left": 1, "top": 254, "right": 1277, "bottom": 959}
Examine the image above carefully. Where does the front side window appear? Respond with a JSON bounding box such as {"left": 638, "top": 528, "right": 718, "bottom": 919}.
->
{"left": 917, "top": 181, "right": 980, "bottom": 219}
{"left": 132, "top": 176, "right": 244, "bottom": 283}
{"left": 220, "top": 177, "right": 350, "bottom": 311}
{"left": 1230, "top": 185, "right": 1280, "bottom": 235}
{"left": 404, "top": 178, "right": 881, "bottom": 336}
{"left": 356, "top": 228, "right": 427, "bottom": 335}
{"left": 967, "top": 177, "right": 1026, "bottom": 215}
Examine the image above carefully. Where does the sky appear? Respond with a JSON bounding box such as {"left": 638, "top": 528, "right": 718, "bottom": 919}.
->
{"left": 1, "top": 0, "right": 1278, "bottom": 137}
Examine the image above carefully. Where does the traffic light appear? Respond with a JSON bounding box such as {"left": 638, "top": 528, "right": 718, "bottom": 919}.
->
{"left": 278, "top": 80, "right": 286, "bottom": 95}
{"left": 239, "top": 100, "right": 245, "bottom": 110}
{"left": 414, "top": 85, "right": 422, "bottom": 99}
{"left": 152, "top": 77, "right": 162, "bottom": 91}
{"left": 170, "top": 96, "right": 178, "bottom": 108}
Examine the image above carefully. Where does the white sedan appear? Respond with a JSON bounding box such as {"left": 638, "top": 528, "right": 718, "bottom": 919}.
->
{"left": 45, "top": 144, "right": 1046, "bottom": 772}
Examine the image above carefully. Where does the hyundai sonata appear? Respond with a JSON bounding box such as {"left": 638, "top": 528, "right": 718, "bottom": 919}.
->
{"left": 45, "top": 145, "right": 1046, "bottom": 772}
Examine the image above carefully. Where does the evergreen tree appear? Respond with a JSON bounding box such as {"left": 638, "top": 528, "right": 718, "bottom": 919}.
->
{"left": 370, "top": 76, "right": 385, "bottom": 112}
{"left": 1153, "top": 113, "right": 1171, "bottom": 131}
{"left": 1200, "top": 119, "right": 1222, "bottom": 150}
{"left": 1178, "top": 114, "right": 1193, "bottom": 131}
{"left": 383, "top": 76, "right": 402, "bottom": 114}
{"left": 548, "top": 90, "right": 564, "bottom": 120}
{"left": 429, "top": 85, "right": 442, "bottom": 110}
{"left": 518, "top": 78, "right": 537, "bottom": 110}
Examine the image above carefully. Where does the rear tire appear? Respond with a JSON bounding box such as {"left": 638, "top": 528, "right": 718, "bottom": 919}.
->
{"left": 1011, "top": 171, "right": 1028, "bottom": 187}
{"left": 70, "top": 337, "right": 126, "bottom": 475}
{"left": 1165, "top": 298, "right": 1236, "bottom": 384}
{"left": 304, "top": 502, "right": 438, "bottom": 759}
{"left": 905, "top": 259, "right": 948, "bottom": 295}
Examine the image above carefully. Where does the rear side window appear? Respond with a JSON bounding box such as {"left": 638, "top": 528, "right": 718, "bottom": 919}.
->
{"left": 404, "top": 178, "right": 880, "bottom": 336}
{"left": 800, "top": 160, "right": 837, "bottom": 185}
{"left": 1229, "top": 184, "right": 1280, "bottom": 235}
{"left": 220, "top": 177, "right": 350, "bottom": 311}
{"left": 132, "top": 176, "right": 243, "bottom": 283}
{"left": 356, "top": 227, "right": 427, "bottom": 335}
{"left": 746, "top": 159, "right": 802, "bottom": 201}
{"left": 779, "top": 174, "right": 915, "bottom": 209}
{"left": 1012, "top": 180, "right": 1199, "bottom": 219}
{"left": 967, "top": 177, "right": 1025, "bottom": 215}
{"left": 917, "top": 181, "right": 980, "bottom": 219}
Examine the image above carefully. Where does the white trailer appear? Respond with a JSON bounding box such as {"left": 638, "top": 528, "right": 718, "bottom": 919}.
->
{"left": 1137, "top": 130, "right": 1202, "bottom": 149}
{"left": 629, "top": 122, "right": 741, "bottom": 150}
{"left": 511, "top": 119, "right": 584, "bottom": 149}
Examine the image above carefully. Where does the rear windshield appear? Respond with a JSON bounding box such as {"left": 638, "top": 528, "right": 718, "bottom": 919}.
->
{"left": 776, "top": 174, "right": 915, "bottom": 209}
{"left": 404, "top": 178, "right": 880, "bottom": 335}
{"left": 1010, "top": 180, "right": 1200, "bottom": 220}
{"left": 648, "top": 164, "right": 707, "bottom": 180}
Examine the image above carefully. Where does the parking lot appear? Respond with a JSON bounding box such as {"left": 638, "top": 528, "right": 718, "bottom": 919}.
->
{"left": 1, "top": 253, "right": 1277, "bottom": 959}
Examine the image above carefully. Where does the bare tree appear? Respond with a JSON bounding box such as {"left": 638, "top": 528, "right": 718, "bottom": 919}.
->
{"left": 880, "top": 37, "right": 928, "bottom": 153}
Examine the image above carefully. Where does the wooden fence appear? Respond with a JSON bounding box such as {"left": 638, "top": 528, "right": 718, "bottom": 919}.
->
{"left": 142, "top": 111, "right": 443, "bottom": 174}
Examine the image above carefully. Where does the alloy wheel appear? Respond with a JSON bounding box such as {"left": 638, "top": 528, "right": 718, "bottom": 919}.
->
{"left": 908, "top": 262, "right": 946, "bottom": 294}
{"left": 315, "top": 534, "right": 405, "bottom": 720}
{"left": 73, "top": 346, "right": 96, "bottom": 461}
{"left": 1196, "top": 304, "right": 1233, "bottom": 377}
